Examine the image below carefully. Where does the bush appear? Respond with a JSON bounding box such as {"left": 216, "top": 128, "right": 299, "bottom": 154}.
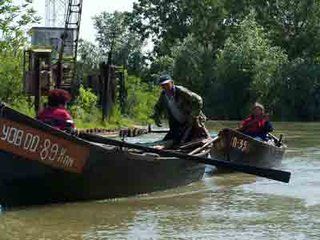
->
{"left": 10, "top": 97, "right": 35, "bottom": 117}
{"left": 70, "top": 85, "right": 98, "bottom": 119}
{"left": 0, "top": 51, "right": 24, "bottom": 103}
{"left": 125, "top": 75, "right": 159, "bottom": 123}
{"left": 70, "top": 80, "right": 154, "bottom": 129}
{"left": 70, "top": 86, "right": 102, "bottom": 128}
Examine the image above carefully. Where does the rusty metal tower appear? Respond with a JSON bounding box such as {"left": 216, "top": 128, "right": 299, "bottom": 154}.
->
{"left": 45, "top": 0, "right": 68, "bottom": 27}
{"left": 56, "top": 0, "right": 83, "bottom": 90}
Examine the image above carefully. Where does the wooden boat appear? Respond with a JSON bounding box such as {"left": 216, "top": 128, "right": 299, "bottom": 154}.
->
{"left": 210, "top": 128, "right": 286, "bottom": 169}
{"left": 0, "top": 103, "right": 213, "bottom": 207}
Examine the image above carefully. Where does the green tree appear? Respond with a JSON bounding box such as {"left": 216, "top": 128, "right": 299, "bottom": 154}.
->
{"left": 236, "top": 0, "right": 320, "bottom": 60}
{"left": 131, "top": 0, "right": 192, "bottom": 55}
{"left": 173, "top": 35, "right": 215, "bottom": 97}
{"left": 77, "top": 39, "right": 102, "bottom": 85}
{"left": 0, "top": 0, "right": 40, "bottom": 104}
{"left": 0, "top": 0, "right": 40, "bottom": 54}
{"left": 0, "top": 53, "right": 24, "bottom": 102}
{"left": 93, "top": 11, "right": 145, "bottom": 75}
{"left": 214, "top": 13, "right": 287, "bottom": 119}
{"left": 275, "top": 59, "right": 320, "bottom": 120}
{"left": 130, "top": 0, "right": 320, "bottom": 121}
{"left": 78, "top": 39, "right": 102, "bottom": 71}
{"left": 146, "top": 55, "right": 175, "bottom": 84}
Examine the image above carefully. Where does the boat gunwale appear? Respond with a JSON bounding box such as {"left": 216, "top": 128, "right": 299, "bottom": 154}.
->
{"left": 218, "top": 128, "right": 287, "bottom": 151}
{"left": 0, "top": 103, "right": 212, "bottom": 169}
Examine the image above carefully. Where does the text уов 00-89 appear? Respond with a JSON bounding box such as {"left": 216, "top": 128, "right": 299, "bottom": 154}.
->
{"left": 1, "top": 124, "right": 74, "bottom": 168}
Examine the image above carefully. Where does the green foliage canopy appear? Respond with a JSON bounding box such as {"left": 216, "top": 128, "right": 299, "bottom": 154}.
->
{"left": 130, "top": 0, "right": 320, "bottom": 121}
{"left": 214, "top": 13, "right": 288, "bottom": 118}
{"left": 0, "top": 0, "right": 40, "bottom": 54}
{"left": 93, "top": 11, "right": 145, "bottom": 75}
{"left": 0, "top": 0, "right": 39, "bottom": 104}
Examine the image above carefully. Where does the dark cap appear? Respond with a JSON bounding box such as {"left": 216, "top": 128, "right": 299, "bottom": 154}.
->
{"left": 158, "top": 74, "right": 173, "bottom": 85}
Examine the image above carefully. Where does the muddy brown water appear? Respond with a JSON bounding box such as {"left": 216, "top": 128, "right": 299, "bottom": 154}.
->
{"left": 0, "top": 121, "right": 319, "bottom": 240}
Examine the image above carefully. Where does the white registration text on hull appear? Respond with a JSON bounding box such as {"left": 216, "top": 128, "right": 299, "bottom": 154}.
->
{"left": 1, "top": 124, "right": 74, "bottom": 169}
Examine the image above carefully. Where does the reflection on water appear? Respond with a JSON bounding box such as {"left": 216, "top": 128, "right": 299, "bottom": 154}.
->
{"left": 1, "top": 121, "right": 320, "bottom": 239}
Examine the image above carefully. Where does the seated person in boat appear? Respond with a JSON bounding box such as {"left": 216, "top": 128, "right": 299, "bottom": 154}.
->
{"left": 151, "top": 74, "right": 209, "bottom": 148}
{"left": 37, "top": 89, "right": 75, "bottom": 132}
{"left": 238, "top": 102, "right": 273, "bottom": 141}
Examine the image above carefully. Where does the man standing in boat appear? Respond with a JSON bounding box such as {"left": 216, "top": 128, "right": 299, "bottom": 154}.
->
{"left": 238, "top": 102, "right": 273, "bottom": 141}
{"left": 151, "top": 74, "right": 209, "bottom": 148}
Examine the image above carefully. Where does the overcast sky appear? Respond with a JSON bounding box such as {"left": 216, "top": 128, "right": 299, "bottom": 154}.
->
{"left": 31, "top": 0, "right": 136, "bottom": 43}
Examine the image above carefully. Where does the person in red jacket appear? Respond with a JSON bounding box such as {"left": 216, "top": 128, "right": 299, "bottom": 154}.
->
{"left": 238, "top": 102, "right": 273, "bottom": 141}
{"left": 37, "top": 89, "right": 75, "bottom": 131}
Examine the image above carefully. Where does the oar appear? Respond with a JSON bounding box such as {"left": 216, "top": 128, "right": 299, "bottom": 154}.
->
{"left": 188, "top": 136, "right": 219, "bottom": 155}
{"left": 268, "top": 133, "right": 284, "bottom": 147}
{"left": 79, "top": 132, "right": 291, "bottom": 183}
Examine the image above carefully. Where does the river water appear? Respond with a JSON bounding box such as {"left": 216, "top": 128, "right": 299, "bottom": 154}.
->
{"left": 0, "top": 121, "right": 319, "bottom": 240}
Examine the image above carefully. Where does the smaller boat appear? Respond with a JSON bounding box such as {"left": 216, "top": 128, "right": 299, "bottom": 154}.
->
{"left": 210, "top": 128, "right": 286, "bottom": 168}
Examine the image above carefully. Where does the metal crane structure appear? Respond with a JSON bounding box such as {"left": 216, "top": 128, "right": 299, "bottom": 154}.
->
{"left": 23, "top": 0, "right": 83, "bottom": 113}
{"left": 56, "top": 0, "right": 83, "bottom": 91}
{"left": 25, "top": 0, "right": 125, "bottom": 118}
{"left": 45, "top": 0, "right": 68, "bottom": 27}
{"left": 44, "top": 0, "right": 83, "bottom": 90}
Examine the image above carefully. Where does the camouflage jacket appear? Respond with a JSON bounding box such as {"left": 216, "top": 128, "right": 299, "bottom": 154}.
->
{"left": 152, "top": 86, "right": 206, "bottom": 128}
